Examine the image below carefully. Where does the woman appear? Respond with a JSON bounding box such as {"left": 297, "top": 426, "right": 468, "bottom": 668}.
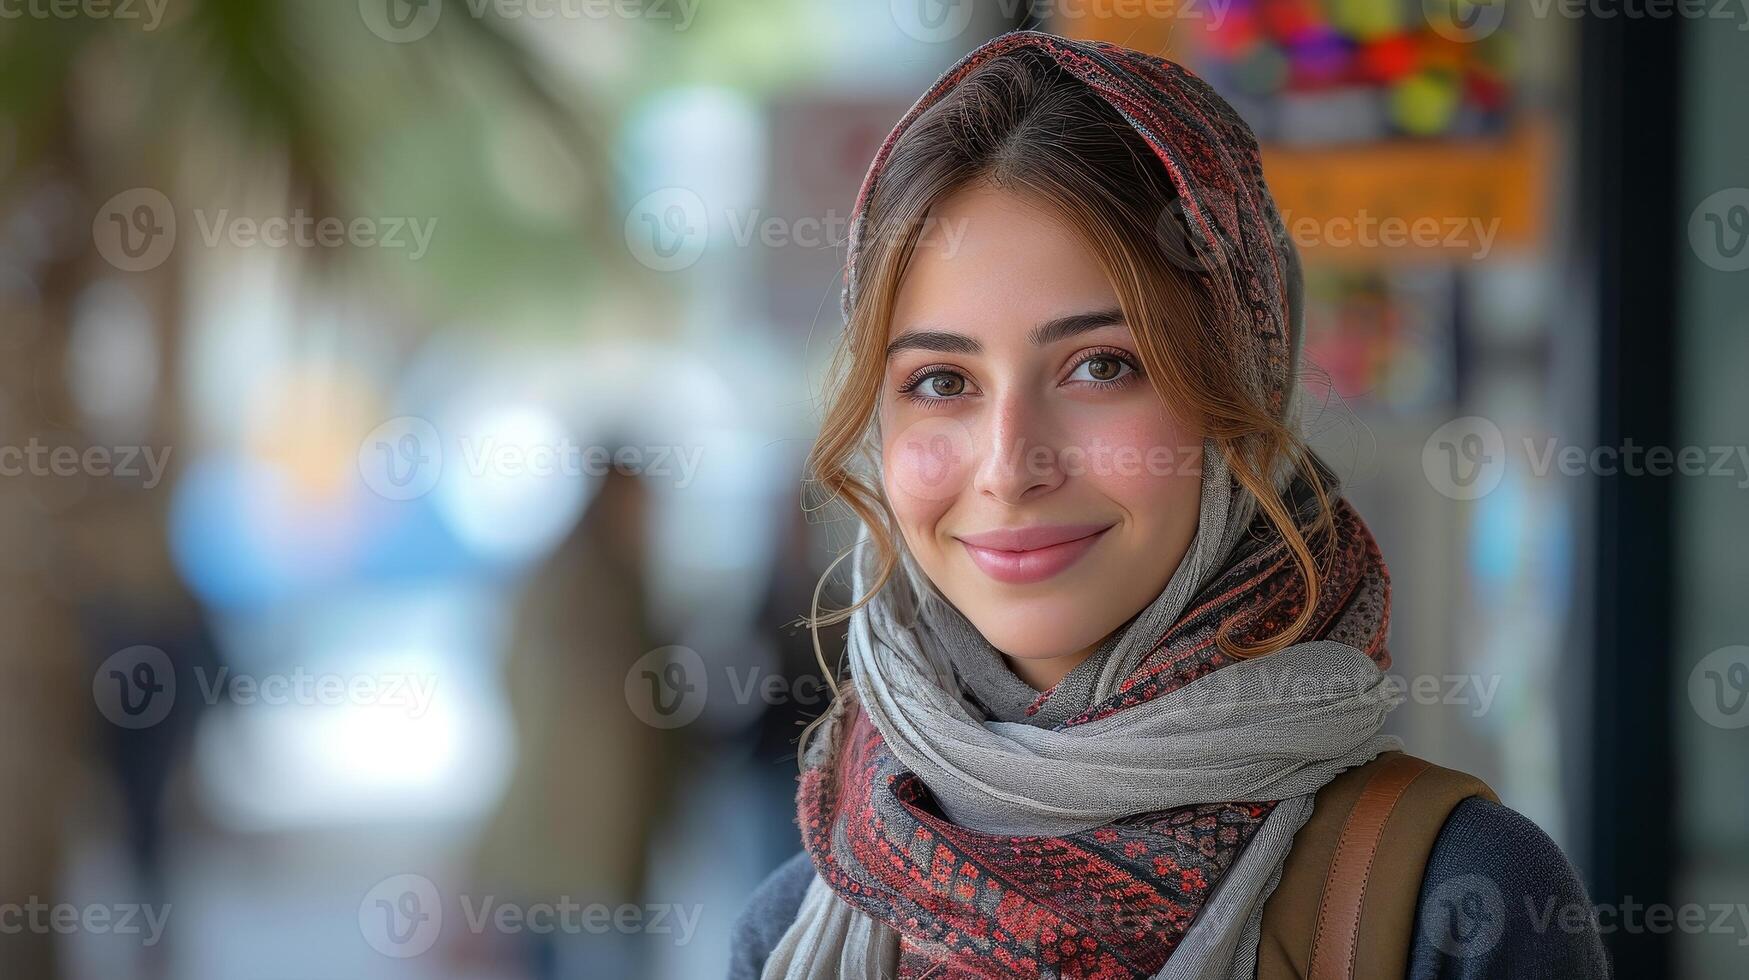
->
{"left": 731, "top": 31, "right": 1608, "bottom": 979}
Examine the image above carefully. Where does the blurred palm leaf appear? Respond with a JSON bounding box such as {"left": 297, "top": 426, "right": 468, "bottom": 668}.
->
{"left": 0, "top": 0, "right": 618, "bottom": 310}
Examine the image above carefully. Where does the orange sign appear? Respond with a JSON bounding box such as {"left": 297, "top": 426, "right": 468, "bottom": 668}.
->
{"left": 1260, "top": 121, "right": 1554, "bottom": 262}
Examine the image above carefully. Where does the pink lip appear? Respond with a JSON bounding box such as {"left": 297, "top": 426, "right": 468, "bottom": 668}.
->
{"left": 954, "top": 522, "right": 1115, "bottom": 585}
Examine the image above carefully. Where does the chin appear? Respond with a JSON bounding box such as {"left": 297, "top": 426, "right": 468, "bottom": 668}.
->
{"left": 943, "top": 583, "right": 1119, "bottom": 661}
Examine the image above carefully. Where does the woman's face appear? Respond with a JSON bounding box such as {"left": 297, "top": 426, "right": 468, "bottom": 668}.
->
{"left": 879, "top": 183, "right": 1203, "bottom": 688}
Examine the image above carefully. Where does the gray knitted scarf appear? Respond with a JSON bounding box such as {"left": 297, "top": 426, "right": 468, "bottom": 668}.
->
{"left": 762, "top": 443, "right": 1401, "bottom": 980}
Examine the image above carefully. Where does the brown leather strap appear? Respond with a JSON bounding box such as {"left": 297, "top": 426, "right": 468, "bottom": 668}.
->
{"left": 1255, "top": 752, "right": 1499, "bottom": 980}
{"left": 1307, "top": 754, "right": 1431, "bottom": 980}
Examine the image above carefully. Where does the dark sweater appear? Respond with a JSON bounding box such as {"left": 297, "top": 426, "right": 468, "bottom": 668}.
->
{"left": 728, "top": 797, "right": 1612, "bottom": 979}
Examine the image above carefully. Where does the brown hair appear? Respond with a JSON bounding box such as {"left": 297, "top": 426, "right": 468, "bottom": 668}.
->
{"left": 803, "top": 48, "right": 1334, "bottom": 678}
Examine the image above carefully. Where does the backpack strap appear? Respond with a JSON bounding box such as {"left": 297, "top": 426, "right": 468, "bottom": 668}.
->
{"left": 1256, "top": 751, "right": 1499, "bottom": 980}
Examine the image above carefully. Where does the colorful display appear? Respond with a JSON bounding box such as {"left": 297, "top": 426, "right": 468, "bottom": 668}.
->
{"left": 1194, "top": 0, "right": 1515, "bottom": 143}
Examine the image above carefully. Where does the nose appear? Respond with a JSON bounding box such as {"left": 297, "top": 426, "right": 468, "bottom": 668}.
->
{"left": 970, "top": 383, "right": 1065, "bottom": 505}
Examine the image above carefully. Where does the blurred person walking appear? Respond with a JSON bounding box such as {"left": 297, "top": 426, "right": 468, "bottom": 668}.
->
{"left": 459, "top": 462, "right": 678, "bottom": 980}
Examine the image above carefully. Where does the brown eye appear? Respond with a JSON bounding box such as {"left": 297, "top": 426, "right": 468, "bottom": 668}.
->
{"left": 1066, "top": 350, "right": 1140, "bottom": 387}
{"left": 919, "top": 373, "right": 965, "bottom": 397}
{"left": 1085, "top": 357, "right": 1121, "bottom": 381}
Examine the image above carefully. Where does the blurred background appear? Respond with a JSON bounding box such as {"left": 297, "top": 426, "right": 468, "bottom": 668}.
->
{"left": 0, "top": 0, "right": 1743, "bottom": 977}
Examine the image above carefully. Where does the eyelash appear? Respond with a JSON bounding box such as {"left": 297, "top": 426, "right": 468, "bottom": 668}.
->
{"left": 895, "top": 346, "right": 1143, "bottom": 407}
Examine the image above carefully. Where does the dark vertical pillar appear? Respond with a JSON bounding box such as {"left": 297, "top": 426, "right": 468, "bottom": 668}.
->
{"left": 1579, "top": 12, "right": 1681, "bottom": 980}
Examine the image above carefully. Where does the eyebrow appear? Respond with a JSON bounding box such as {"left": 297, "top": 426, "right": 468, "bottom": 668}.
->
{"left": 884, "top": 308, "right": 1126, "bottom": 360}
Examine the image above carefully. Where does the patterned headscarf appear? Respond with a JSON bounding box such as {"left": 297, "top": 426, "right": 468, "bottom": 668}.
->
{"left": 841, "top": 29, "right": 1305, "bottom": 421}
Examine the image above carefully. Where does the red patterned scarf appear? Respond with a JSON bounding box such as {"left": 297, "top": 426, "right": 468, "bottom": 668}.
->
{"left": 796, "top": 492, "right": 1389, "bottom": 978}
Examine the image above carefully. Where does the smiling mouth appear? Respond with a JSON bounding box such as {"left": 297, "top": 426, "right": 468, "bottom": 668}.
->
{"left": 955, "top": 523, "right": 1115, "bottom": 585}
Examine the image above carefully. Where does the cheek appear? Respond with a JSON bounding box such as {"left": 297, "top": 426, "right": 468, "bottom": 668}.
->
{"left": 1066, "top": 411, "right": 1201, "bottom": 506}
{"left": 880, "top": 411, "right": 976, "bottom": 539}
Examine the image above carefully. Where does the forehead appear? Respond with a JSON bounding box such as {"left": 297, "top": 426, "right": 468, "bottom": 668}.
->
{"left": 890, "top": 183, "right": 1119, "bottom": 342}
